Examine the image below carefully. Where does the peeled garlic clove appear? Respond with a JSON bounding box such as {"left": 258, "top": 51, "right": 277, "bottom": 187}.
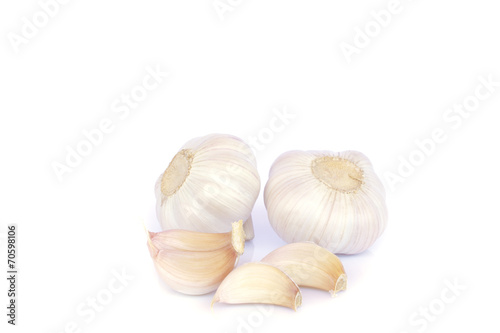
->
{"left": 212, "top": 262, "right": 302, "bottom": 311}
{"left": 155, "top": 134, "right": 260, "bottom": 240}
{"left": 261, "top": 242, "right": 347, "bottom": 296}
{"left": 146, "top": 220, "right": 245, "bottom": 295}
{"left": 264, "top": 150, "right": 387, "bottom": 254}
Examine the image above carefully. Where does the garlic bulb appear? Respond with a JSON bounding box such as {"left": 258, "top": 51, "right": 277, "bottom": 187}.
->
{"left": 264, "top": 150, "right": 387, "bottom": 254}
{"left": 146, "top": 220, "right": 245, "bottom": 295}
{"left": 155, "top": 134, "right": 260, "bottom": 239}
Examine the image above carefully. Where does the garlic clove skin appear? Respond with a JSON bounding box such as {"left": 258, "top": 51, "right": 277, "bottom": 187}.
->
{"left": 212, "top": 262, "right": 302, "bottom": 311}
{"left": 261, "top": 242, "right": 347, "bottom": 296}
{"left": 155, "top": 134, "right": 260, "bottom": 240}
{"left": 242, "top": 215, "right": 254, "bottom": 240}
{"left": 146, "top": 220, "right": 245, "bottom": 295}
{"left": 264, "top": 150, "right": 387, "bottom": 254}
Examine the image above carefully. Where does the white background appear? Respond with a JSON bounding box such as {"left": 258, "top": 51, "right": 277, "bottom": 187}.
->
{"left": 1, "top": 0, "right": 500, "bottom": 332}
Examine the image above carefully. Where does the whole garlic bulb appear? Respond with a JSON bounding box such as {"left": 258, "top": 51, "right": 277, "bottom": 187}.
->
{"left": 264, "top": 150, "right": 387, "bottom": 254}
{"left": 155, "top": 134, "right": 260, "bottom": 239}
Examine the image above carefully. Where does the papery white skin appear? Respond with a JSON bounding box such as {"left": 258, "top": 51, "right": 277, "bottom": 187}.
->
{"left": 155, "top": 134, "right": 260, "bottom": 236}
{"left": 264, "top": 150, "right": 387, "bottom": 254}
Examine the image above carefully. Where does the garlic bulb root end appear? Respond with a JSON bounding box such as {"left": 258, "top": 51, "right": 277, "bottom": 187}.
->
{"left": 160, "top": 149, "right": 194, "bottom": 197}
{"left": 311, "top": 156, "right": 364, "bottom": 193}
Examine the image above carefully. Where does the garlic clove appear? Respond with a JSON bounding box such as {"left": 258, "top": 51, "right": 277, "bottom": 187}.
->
{"left": 146, "top": 220, "right": 245, "bottom": 295}
{"left": 261, "top": 242, "right": 347, "bottom": 296}
{"left": 242, "top": 216, "right": 255, "bottom": 240}
{"left": 155, "top": 134, "right": 260, "bottom": 240}
{"left": 211, "top": 262, "right": 302, "bottom": 311}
